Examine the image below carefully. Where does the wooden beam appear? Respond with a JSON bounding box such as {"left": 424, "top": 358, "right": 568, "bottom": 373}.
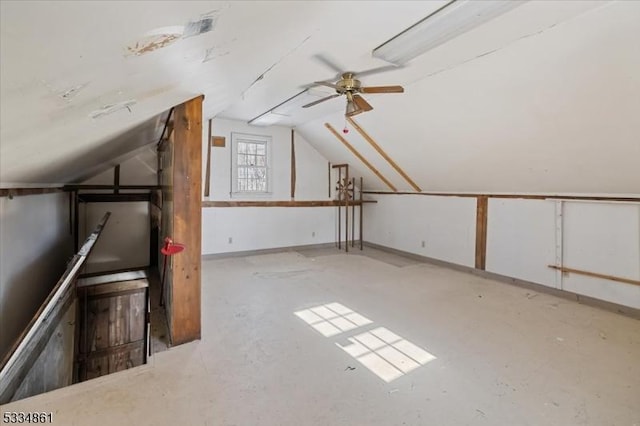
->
{"left": 324, "top": 123, "right": 397, "bottom": 192}
{"left": 548, "top": 265, "right": 640, "bottom": 286}
{"left": 78, "top": 193, "right": 150, "bottom": 203}
{"left": 65, "top": 184, "right": 160, "bottom": 191}
{"left": 362, "top": 191, "right": 640, "bottom": 202}
{"left": 475, "top": 196, "right": 488, "bottom": 270}
{"left": 202, "top": 200, "right": 375, "bottom": 208}
{"left": 359, "top": 177, "right": 363, "bottom": 251}
{"left": 328, "top": 162, "right": 331, "bottom": 198}
{"left": 204, "top": 119, "right": 212, "bottom": 197}
{"left": 0, "top": 213, "right": 110, "bottom": 403}
{"left": 290, "top": 129, "right": 296, "bottom": 199}
{"left": 170, "top": 96, "right": 203, "bottom": 345}
{"left": 0, "top": 187, "right": 63, "bottom": 198}
{"left": 114, "top": 165, "right": 121, "bottom": 194}
{"left": 346, "top": 117, "right": 422, "bottom": 192}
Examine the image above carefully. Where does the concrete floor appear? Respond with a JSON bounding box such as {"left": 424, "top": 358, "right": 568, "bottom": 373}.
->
{"left": 3, "top": 247, "right": 639, "bottom": 425}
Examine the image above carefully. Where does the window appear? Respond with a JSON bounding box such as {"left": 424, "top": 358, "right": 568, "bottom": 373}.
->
{"left": 231, "top": 132, "right": 271, "bottom": 194}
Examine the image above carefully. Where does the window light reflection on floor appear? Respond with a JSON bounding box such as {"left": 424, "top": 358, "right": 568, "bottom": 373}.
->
{"left": 294, "top": 303, "right": 373, "bottom": 337}
{"left": 294, "top": 303, "right": 436, "bottom": 382}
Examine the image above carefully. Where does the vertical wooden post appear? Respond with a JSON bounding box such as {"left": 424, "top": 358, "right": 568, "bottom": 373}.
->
{"left": 73, "top": 191, "right": 79, "bottom": 252}
{"left": 290, "top": 129, "right": 296, "bottom": 199}
{"left": 345, "top": 167, "right": 349, "bottom": 253}
{"left": 114, "top": 165, "right": 120, "bottom": 194}
{"left": 475, "top": 196, "right": 488, "bottom": 270}
{"left": 359, "top": 177, "right": 363, "bottom": 251}
{"left": 170, "top": 96, "right": 203, "bottom": 345}
{"left": 204, "top": 119, "right": 212, "bottom": 197}
{"left": 328, "top": 162, "right": 331, "bottom": 198}
{"left": 351, "top": 177, "right": 355, "bottom": 247}
{"left": 337, "top": 167, "right": 341, "bottom": 249}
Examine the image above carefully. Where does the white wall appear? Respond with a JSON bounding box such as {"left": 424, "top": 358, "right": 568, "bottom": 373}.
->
{"left": 367, "top": 194, "right": 640, "bottom": 309}
{"left": 364, "top": 195, "right": 477, "bottom": 267}
{"left": 201, "top": 118, "right": 335, "bottom": 255}
{"left": 0, "top": 193, "right": 73, "bottom": 360}
{"left": 79, "top": 202, "right": 150, "bottom": 274}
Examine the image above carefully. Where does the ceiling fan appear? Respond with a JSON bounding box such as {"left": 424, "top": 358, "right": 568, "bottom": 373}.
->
{"left": 302, "top": 55, "right": 405, "bottom": 117}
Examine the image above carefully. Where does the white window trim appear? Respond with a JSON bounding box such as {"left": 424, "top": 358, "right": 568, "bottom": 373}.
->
{"left": 230, "top": 132, "right": 272, "bottom": 198}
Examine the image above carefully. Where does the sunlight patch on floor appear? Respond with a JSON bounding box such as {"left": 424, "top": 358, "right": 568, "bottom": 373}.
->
{"left": 295, "top": 303, "right": 436, "bottom": 382}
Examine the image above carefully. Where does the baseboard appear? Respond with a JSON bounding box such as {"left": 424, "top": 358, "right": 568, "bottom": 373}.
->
{"left": 201, "top": 242, "right": 336, "bottom": 260}
{"left": 363, "top": 242, "right": 640, "bottom": 320}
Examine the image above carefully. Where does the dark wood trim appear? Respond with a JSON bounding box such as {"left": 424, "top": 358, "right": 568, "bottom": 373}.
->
{"left": 74, "top": 191, "right": 79, "bottom": 252}
{"left": 202, "top": 200, "right": 375, "bottom": 208}
{"left": 290, "top": 129, "right": 296, "bottom": 199}
{"left": 114, "top": 165, "right": 121, "bottom": 194}
{"left": 325, "top": 123, "right": 398, "bottom": 192}
{"left": 548, "top": 265, "right": 640, "bottom": 286}
{"left": 78, "top": 193, "right": 151, "bottom": 203}
{"left": 204, "top": 118, "right": 212, "bottom": 197}
{"left": 328, "top": 162, "right": 331, "bottom": 198}
{"left": 363, "top": 191, "right": 640, "bottom": 202}
{"left": 170, "top": 96, "right": 203, "bottom": 345}
{"left": 475, "top": 196, "right": 488, "bottom": 270}
{"left": 346, "top": 117, "right": 422, "bottom": 192}
{"left": 359, "top": 177, "right": 364, "bottom": 251}
{"left": 157, "top": 107, "right": 174, "bottom": 149}
{"left": 0, "top": 187, "right": 63, "bottom": 198}
{"left": 65, "top": 185, "right": 160, "bottom": 191}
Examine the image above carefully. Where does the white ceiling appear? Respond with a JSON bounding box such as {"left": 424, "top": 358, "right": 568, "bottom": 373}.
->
{"left": 1, "top": 1, "right": 638, "bottom": 193}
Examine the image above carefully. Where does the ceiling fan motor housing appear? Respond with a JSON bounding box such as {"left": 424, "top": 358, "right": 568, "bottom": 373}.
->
{"left": 336, "top": 72, "right": 362, "bottom": 93}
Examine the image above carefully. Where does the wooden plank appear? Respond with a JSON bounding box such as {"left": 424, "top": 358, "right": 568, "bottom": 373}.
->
{"left": 362, "top": 191, "right": 640, "bottom": 202}
{"left": 204, "top": 119, "right": 212, "bottom": 197}
{"left": 170, "top": 95, "right": 203, "bottom": 345}
{"left": 346, "top": 117, "right": 422, "bottom": 192}
{"left": 475, "top": 196, "right": 488, "bottom": 270}
{"left": 0, "top": 187, "right": 63, "bottom": 198}
{"left": 548, "top": 265, "right": 640, "bottom": 286}
{"left": 0, "top": 213, "right": 110, "bottom": 403}
{"left": 114, "top": 165, "right": 120, "bottom": 194}
{"left": 65, "top": 184, "right": 160, "bottom": 190}
{"left": 359, "top": 177, "right": 363, "bottom": 251}
{"left": 78, "top": 193, "right": 151, "bottom": 203}
{"left": 328, "top": 162, "right": 331, "bottom": 198}
{"left": 202, "top": 200, "right": 374, "bottom": 207}
{"left": 324, "top": 123, "right": 397, "bottom": 192}
{"left": 290, "top": 129, "right": 296, "bottom": 199}
{"left": 77, "top": 270, "right": 148, "bottom": 287}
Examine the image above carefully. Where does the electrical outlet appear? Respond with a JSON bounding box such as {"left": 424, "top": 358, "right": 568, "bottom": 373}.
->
{"left": 421, "top": 240, "right": 425, "bottom": 248}
{"left": 228, "top": 237, "right": 233, "bottom": 244}
{"left": 312, "top": 231, "right": 316, "bottom": 238}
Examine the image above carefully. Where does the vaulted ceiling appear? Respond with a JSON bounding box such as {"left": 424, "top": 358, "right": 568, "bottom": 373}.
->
{"left": 1, "top": 1, "right": 638, "bottom": 193}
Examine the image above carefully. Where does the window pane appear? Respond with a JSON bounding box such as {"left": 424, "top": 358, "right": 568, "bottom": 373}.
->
{"left": 247, "top": 143, "right": 257, "bottom": 155}
{"left": 238, "top": 153, "right": 246, "bottom": 165}
{"left": 238, "top": 143, "right": 247, "bottom": 154}
{"left": 257, "top": 144, "right": 266, "bottom": 156}
{"left": 256, "top": 155, "right": 266, "bottom": 166}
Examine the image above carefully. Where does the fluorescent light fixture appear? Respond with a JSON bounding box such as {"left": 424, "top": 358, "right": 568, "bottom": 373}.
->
{"left": 248, "top": 89, "right": 331, "bottom": 126}
{"left": 372, "top": 0, "right": 526, "bottom": 65}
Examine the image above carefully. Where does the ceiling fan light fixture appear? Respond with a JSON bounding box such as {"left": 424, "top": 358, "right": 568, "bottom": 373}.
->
{"left": 345, "top": 100, "right": 362, "bottom": 117}
{"left": 372, "top": 0, "right": 526, "bottom": 65}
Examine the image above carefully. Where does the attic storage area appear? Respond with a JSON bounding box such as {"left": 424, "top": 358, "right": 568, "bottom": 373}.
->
{"left": 1, "top": 1, "right": 639, "bottom": 425}
{"left": 0, "top": 97, "right": 203, "bottom": 403}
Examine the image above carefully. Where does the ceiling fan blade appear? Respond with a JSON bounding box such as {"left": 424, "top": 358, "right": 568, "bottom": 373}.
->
{"left": 360, "top": 85, "right": 404, "bottom": 94}
{"left": 312, "top": 53, "right": 345, "bottom": 74}
{"left": 302, "top": 93, "right": 341, "bottom": 108}
{"left": 355, "top": 64, "right": 402, "bottom": 78}
{"left": 352, "top": 94, "right": 373, "bottom": 112}
{"left": 313, "top": 81, "right": 339, "bottom": 90}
